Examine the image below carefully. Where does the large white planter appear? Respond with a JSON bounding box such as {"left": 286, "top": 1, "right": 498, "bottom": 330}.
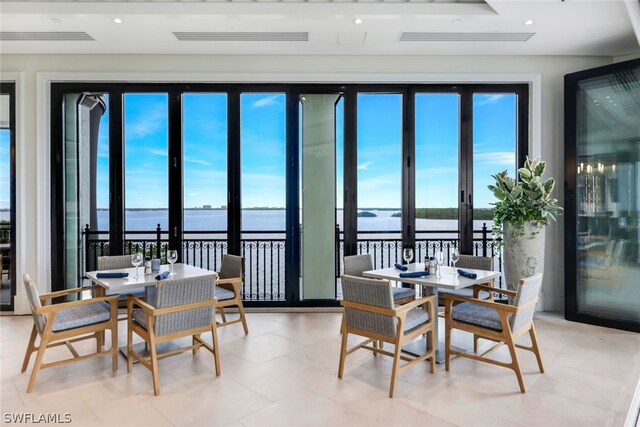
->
{"left": 502, "top": 221, "right": 545, "bottom": 293}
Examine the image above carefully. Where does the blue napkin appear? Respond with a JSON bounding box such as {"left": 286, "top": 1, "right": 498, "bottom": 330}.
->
{"left": 394, "top": 263, "right": 408, "bottom": 271}
{"left": 457, "top": 269, "right": 477, "bottom": 279}
{"left": 399, "top": 271, "right": 430, "bottom": 278}
{"left": 155, "top": 271, "right": 170, "bottom": 281}
{"left": 96, "top": 272, "right": 128, "bottom": 278}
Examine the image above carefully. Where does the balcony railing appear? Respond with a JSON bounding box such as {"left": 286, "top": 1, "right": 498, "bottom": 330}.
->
{"left": 83, "top": 224, "right": 502, "bottom": 303}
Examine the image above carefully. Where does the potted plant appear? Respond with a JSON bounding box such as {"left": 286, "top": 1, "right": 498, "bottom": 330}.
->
{"left": 488, "top": 157, "right": 563, "bottom": 294}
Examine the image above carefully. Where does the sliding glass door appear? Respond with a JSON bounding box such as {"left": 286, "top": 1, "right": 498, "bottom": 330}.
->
{"left": 0, "top": 83, "right": 15, "bottom": 310}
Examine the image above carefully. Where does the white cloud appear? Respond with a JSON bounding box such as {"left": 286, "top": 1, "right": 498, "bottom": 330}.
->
{"left": 148, "top": 149, "right": 167, "bottom": 157}
{"left": 475, "top": 151, "right": 515, "bottom": 166}
{"left": 251, "top": 95, "right": 281, "bottom": 110}
{"left": 125, "top": 105, "right": 167, "bottom": 141}
{"left": 358, "top": 161, "right": 374, "bottom": 170}
{"left": 184, "top": 156, "right": 211, "bottom": 166}
{"left": 474, "top": 94, "right": 506, "bottom": 107}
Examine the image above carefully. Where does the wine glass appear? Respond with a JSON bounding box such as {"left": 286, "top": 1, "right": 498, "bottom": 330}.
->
{"left": 402, "top": 248, "right": 414, "bottom": 265}
{"left": 451, "top": 248, "right": 460, "bottom": 274}
{"left": 131, "top": 253, "right": 143, "bottom": 279}
{"left": 435, "top": 250, "right": 445, "bottom": 278}
{"left": 167, "top": 250, "right": 178, "bottom": 275}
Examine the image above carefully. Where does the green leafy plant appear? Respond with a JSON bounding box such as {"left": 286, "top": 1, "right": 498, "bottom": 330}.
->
{"left": 488, "top": 157, "right": 563, "bottom": 239}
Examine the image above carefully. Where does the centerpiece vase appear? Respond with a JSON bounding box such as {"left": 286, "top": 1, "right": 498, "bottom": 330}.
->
{"left": 502, "top": 221, "right": 545, "bottom": 295}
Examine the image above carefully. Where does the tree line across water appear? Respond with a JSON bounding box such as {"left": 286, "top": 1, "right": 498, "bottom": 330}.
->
{"left": 391, "top": 208, "right": 494, "bottom": 220}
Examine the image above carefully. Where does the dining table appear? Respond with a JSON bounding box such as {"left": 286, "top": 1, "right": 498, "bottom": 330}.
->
{"left": 363, "top": 263, "right": 501, "bottom": 364}
{"left": 86, "top": 263, "right": 217, "bottom": 359}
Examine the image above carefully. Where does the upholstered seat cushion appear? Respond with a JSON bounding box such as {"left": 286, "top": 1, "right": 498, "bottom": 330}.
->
{"left": 107, "top": 288, "right": 146, "bottom": 301}
{"left": 451, "top": 302, "right": 503, "bottom": 331}
{"left": 51, "top": 301, "right": 111, "bottom": 332}
{"left": 392, "top": 287, "right": 415, "bottom": 301}
{"left": 215, "top": 286, "right": 236, "bottom": 301}
{"left": 438, "top": 288, "right": 490, "bottom": 300}
{"left": 404, "top": 308, "right": 430, "bottom": 332}
{"left": 132, "top": 308, "right": 149, "bottom": 330}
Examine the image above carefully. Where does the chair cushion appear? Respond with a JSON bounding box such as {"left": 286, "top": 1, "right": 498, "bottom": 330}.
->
{"left": 52, "top": 301, "right": 111, "bottom": 332}
{"left": 404, "top": 308, "right": 430, "bottom": 332}
{"left": 438, "top": 288, "right": 490, "bottom": 300}
{"left": 451, "top": 302, "right": 503, "bottom": 331}
{"left": 106, "top": 288, "right": 146, "bottom": 302}
{"left": 132, "top": 308, "right": 149, "bottom": 330}
{"left": 392, "top": 287, "right": 415, "bottom": 301}
{"left": 215, "top": 286, "right": 236, "bottom": 301}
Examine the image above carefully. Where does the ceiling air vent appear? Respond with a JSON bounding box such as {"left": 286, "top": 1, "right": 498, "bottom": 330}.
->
{"left": 399, "top": 32, "right": 535, "bottom": 42}
{"left": 173, "top": 32, "right": 309, "bottom": 42}
{"left": 0, "top": 32, "right": 94, "bottom": 41}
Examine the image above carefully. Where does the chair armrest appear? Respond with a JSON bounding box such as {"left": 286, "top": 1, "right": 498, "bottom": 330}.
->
{"left": 395, "top": 294, "right": 435, "bottom": 314}
{"left": 39, "top": 285, "right": 103, "bottom": 303}
{"left": 473, "top": 283, "right": 517, "bottom": 297}
{"left": 35, "top": 295, "right": 119, "bottom": 314}
{"left": 217, "top": 277, "right": 242, "bottom": 293}
{"left": 340, "top": 300, "right": 396, "bottom": 317}
{"left": 443, "top": 293, "right": 519, "bottom": 313}
{"left": 127, "top": 295, "right": 156, "bottom": 315}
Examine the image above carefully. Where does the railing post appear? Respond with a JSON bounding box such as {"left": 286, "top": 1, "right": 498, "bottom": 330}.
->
{"left": 156, "top": 224, "right": 162, "bottom": 259}
{"left": 482, "top": 223, "right": 488, "bottom": 257}
{"left": 335, "top": 224, "right": 340, "bottom": 278}
{"left": 83, "top": 224, "right": 92, "bottom": 273}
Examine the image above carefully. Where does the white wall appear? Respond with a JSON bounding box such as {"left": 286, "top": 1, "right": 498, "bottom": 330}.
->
{"left": 0, "top": 53, "right": 612, "bottom": 314}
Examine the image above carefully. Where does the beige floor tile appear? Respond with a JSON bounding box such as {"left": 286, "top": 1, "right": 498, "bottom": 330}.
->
{"left": 223, "top": 333, "right": 305, "bottom": 365}
{"left": 238, "top": 390, "right": 370, "bottom": 427}
{"left": 95, "top": 404, "right": 174, "bottom": 427}
{"left": 505, "top": 389, "right": 618, "bottom": 427}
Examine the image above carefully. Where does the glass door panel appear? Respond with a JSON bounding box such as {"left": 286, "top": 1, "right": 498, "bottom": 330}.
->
{"left": 123, "top": 93, "right": 169, "bottom": 256}
{"left": 575, "top": 69, "right": 640, "bottom": 325}
{"left": 300, "top": 93, "right": 342, "bottom": 300}
{"left": 0, "top": 86, "right": 14, "bottom": 308}
{"left": 182, "top": 93, "right": 228, "bottom": 271}
{"left": 415, "top": 93, "right": 460, "bottom": 263}
{"left": 240, "top": 93, "right": 286, "bottom": 301}
{"left": 356, "top": 93, "right": 403, "bottom": 268}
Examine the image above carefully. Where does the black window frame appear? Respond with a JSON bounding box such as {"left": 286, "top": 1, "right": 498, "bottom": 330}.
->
{"left": 0, "top": 82, "right": 16, "bottom": 311}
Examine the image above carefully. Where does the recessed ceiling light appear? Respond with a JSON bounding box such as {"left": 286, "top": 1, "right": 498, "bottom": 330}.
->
{"left": 523, "top": 19, "right": 534, "bottom": 26}
{"left": 353, "top": 18, "right": 363, "bottom": 25}
{"left": 113, "top": 18, "right": 123, "bottom": 24}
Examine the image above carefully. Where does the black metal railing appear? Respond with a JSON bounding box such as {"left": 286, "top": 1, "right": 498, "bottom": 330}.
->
{"left": 83, "top": 223, "right": 501, "bottom": 303}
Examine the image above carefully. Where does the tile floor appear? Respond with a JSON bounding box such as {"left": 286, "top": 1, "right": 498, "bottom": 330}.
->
{"left": 1, "top": 311, "right": 639, "bottom": 427}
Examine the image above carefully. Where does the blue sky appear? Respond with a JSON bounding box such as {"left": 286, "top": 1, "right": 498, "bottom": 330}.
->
{"left": 0, "top": 130, "right": 8, "bottom": 209}
{"left": 94, "top": 92, "right": 516, "bottom": 211}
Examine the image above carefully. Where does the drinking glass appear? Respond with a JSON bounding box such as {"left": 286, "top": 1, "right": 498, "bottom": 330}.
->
{"left": 167, "top": 250, "right": 178, "bottom": 275}
{"left": 402, "top": 248, "right": 414, "bottom": 265}
{"left": 451, "top": 248, "right": 460, "bottom": 274}
{"left": 435, "top": 250, "right": 445, "bottom": 278}
{"left": 131, "top": 253, "right": 143, "bottom": 279}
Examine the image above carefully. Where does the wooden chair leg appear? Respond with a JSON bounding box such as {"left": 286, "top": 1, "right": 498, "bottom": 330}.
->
{"left": 219, "top": 307, "right": 227, "bottom": 323}
{"left": 337, "top": 326, "right": 348, "bottom": 379}
{"left": 193, "top": 333, "right": 201, "bottom": 356}
{"left": 111, "top": 324, "right": 118, "bottom": 372}
{"left": 473, "top": 334, "right": 479, "bottom": 354}
{"left": 429, "top": 331, "right": 436, "bottom": 374}
{"left": 529, "top": 324, "right": 544, "bottom": 373}
{"left": 444, "top": 322, "right": 452, "bottom": 372}
{"left": 389, "top": 341, "right": 402, "bottom": 398}
{"left": 21, "top": 325, "right": 37, "bottom": 373}
{"left": 237, "top": 303, "right": 249, "bottom": 335}
{"left": 27, "top": 335, "right": 48, "bottom": 393}
{"left": 149, "top": 336, "right": 160, "bottom": 396}
{"left": 211, "top": 325, "right": 221, "bottom": 376}
{"left": 505, "top": 334, "right": 525, "bottom": 393}
{"left": 126, "top": 322, "right": 133, "bottom": 373}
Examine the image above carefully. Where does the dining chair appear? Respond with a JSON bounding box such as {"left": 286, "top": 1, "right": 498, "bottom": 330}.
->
{"left": 127, "top": 274, "right": 220, "bottom": 396}
{"left": 215, "top": 254, "right": 249, "bottom": 335}
{"left": 338, "top": 274, "right": 436, "bottom": 398}
{"left": 21, "top": 274, "right": 119, "bottom": 393}
{"left": 343, "top": 254, "right": 415, "bottom": 304}
{"left": 444, "top": 273, "right": 544, "bottom": 393}
{"left": 438, "top": 255, "right": 494, "bottom": 307}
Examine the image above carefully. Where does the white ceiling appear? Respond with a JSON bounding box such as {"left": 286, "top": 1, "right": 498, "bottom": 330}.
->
{"left": 0, "top": 0, "right": 638, "bottom": 56}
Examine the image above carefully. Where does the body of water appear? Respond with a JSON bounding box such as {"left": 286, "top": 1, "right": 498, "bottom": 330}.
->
{"left": 88, "top": 209, "right": 493, "bottom": 235}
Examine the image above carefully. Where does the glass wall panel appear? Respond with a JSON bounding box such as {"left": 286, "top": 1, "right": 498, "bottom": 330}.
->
{"left": 123, "top": 94, "right": 169, "bottom": 232}
{"left": 0, "top": 90, "right": 12, "bottom": 307}
{"left": 240, "top": 93, "right": 286, "bottom": 301}
{"left": 356, "top": 93, "right": 402, "bottom": 267}
{"left": 415, "top": 93, "right": 460, "bottom": 262}
{"left": 576, "top": 69, "right": 640, "bottom": 324}
{"left": 300, "top": 93, "right": 341, "bottom": 300}
{"left": 96, "top": 95, "right": 110, "bottom": 232}
{"left": 472, "top": 93, "right": 517, "bottom": 234}
{"left": 183, "top": 93, "right": 228, "bottom": 270}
